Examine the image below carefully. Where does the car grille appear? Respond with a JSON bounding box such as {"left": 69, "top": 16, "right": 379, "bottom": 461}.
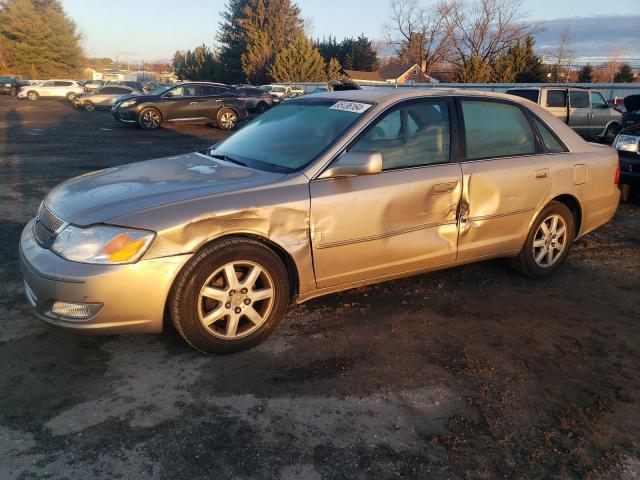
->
{"left": 33, "top": 204, "right": 65, "bottom": 248}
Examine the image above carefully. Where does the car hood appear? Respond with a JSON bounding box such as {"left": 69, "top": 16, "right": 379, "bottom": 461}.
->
{"left": 44, "top": 152, "right": 287, "bottom": 225}
{"left": 624, "top": 95, "right": 640, "bottom": 114}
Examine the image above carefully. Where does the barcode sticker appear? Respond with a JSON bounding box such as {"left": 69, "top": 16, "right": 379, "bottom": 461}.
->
{"left": 329, "top": 101, "right": 372, "bottom": 114}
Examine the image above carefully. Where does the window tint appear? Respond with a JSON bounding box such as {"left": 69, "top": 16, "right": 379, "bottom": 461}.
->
{"left": 199, "top": 85, "right": 227, "bottom": 96}
{"left": 42, "top": 81, "right": 55, "bottom": 87}
{"left": 531, "top": 116, "right": 566, "bottom": 154}
{"left": 546, "top": 90, "right": 567, "bottom": 108}
{"left": 351, "top": 101, "right": 450, "bottom": 170}
{"left": 569, "top": 90, "right": 589, "bottom": 108}
{"left": 591, "top": 92, "right": 607, "bottom": 108}
{"left": 506, "top": 89, "right": 540, "bottom": 103}
{"left": 55, "top": 81, "right": 72, "bottom": 87}
{"left": 462, "top": 100, "right": 536, "bottom": 160}
{"left": 99, "top": 87, "right": 118, "bottom": 94}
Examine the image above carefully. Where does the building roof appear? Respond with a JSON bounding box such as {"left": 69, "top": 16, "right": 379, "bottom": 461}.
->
{"left": 378, "top": 64, "right": 417, "bottom": 80}
{"left": 342, "top": 69, "right": 385, "bottom": 82}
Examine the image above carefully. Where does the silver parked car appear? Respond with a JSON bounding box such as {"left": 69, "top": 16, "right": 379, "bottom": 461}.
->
{"left": 73, "top": 85, "right": 139, "bottom": 111}
{"left": 234, "top": 86, "right": 274, "bottom": 113}
{"left": 507, "top": 87, "right": 622, "bottom": 144}
{"left": 20, "top": 89, "right": 620, "bottom": 354}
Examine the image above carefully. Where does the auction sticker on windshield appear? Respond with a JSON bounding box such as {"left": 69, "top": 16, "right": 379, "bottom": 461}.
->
{"left": 329, "top": 101, "right": 372, "bottom": 114}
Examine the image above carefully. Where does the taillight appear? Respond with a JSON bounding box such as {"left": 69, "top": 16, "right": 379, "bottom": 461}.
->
{"left": 614, "top": 164, "right": 620, "bottom": 185}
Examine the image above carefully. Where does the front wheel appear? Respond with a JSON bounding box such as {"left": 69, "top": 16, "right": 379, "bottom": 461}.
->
{"left": 217, "top": 108, "right": 238, "bottom": 130}
{"left": 169, "top": 237, "right": 290, "bottom": 354}
{"left": 256, "top": 101, "right": 268, "bottom": 113}
{"left": 83, "top": 101, "right": 95, "bottom": 112}
{"left": 27, "top": 91, "right": 39, "bottom": 101}
{"left": 509, "top": 201, "right": 575, "bottom": 278}
{"left": 138, "top": 107, "right": 162, "bottom": 130}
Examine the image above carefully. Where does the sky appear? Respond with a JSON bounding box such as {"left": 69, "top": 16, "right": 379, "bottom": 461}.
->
{"left": 61, "top": 0, "right": 640, "bottom": 64}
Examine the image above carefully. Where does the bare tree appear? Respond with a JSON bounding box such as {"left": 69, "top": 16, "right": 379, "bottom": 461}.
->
{"left": 384, "top": 0, "right": 451, "bottom": 75}
{"left": 443, "top": 0, "right": 538, "bottom": 79}
{"left": 547, "top": 27, "right": 573, "bottom": 82}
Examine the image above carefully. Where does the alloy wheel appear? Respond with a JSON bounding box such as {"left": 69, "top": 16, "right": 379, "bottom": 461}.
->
{"left": 197, "top": 261, "right": 275, "bottom": 340}
{"left": 532, "top": 214, "right": 567, "bottom": 267}
{"left": 27, "top": 92, "right": 38, "bottom": 101}
{"left": 141, "top": 110, "right": 161, "bottom": 129}
{"left": 219, "top": 111, "right": 237, "bottom": 129}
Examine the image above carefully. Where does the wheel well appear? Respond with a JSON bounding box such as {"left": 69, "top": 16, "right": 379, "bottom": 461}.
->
{"left": 205, "top": 233, "right": 300, "bottom": 301}
{"left": 552, "top": 194, "right": 582, "bottom": 235}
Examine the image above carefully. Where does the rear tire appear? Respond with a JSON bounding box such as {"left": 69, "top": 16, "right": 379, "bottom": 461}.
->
{"left": 83, "top": 101, "right": 95, "bottom": 112}
{"left": 217, "top": 108, "right": 238, "bottom": 130}
{"left": 256, "top": 101, "right": 268, "bottom": 113}
{"left": 169, "top": 237, "right": 290, "bottom": 354}
{"left": 27, "top": 91, "right": 38, "bottom": 101}
{"left": 137, "top": 107, "right": 162, "bottom": 130}
{"left": 509, "top": 201, "right": 575, "bottom": 278}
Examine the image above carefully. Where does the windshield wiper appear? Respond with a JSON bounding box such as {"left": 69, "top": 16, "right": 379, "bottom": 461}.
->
{"left": 208, "top": 152, "right": 247, "bottom": 167}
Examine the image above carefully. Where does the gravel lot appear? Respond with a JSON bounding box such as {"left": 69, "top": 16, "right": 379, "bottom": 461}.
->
{"left": 1, "top": 95, "right": 639, "bottom": 480}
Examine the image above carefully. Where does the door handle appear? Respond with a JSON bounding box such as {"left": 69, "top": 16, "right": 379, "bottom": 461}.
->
{"left": 433, "top": 182, "right": 457, "bottom": 194}
{"left": 535, "top": 169, "right": 550, "bottom": 179}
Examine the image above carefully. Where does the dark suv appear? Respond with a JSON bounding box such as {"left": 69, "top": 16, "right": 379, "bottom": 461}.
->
{"left": 111, "top": 82, "right": 248, "bottom": 130}
{"left": 0, "top": 76, "right": 21, "bottom": 96}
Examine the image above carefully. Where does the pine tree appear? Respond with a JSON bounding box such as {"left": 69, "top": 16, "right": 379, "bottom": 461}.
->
{"left": 216, "top": 0, "right": 251, "bottom": 83}
{"left": 0, "top": 0, "right": 82, "bottom": 77}
{"left": 491, "top": 37, "right": 545, "bottom": 83}
{"left": 269, "top": 35, "right": 326, "bottom": 82}
{"left": 325, "top": 57, "right": 342, "bottom": 81}
{"left": 614, "top": 63, "right": 635, "bottom": 83}
{"left": 577, "top": 64, "right": 593, "bottom": 83}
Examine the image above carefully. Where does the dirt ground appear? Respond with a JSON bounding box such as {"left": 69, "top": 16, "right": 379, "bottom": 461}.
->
{"left": 0, "top": 96, "right": 639, "bottom": 480}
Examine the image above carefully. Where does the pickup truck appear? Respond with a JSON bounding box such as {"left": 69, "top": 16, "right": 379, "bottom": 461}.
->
{"left": 507, "top": 87, "right": 622, "bottom": 144}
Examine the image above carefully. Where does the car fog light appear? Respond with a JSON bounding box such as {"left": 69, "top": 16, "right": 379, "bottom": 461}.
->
{"left": 49, "top": 301, "right": 103, "bottom": 321}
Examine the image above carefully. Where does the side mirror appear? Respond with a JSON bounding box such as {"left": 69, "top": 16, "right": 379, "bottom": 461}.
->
{"left": 319, "top": 151, "right": 383, "bottom": 179}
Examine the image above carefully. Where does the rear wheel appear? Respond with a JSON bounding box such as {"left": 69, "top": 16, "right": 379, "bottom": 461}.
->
{"left": 169, "top": 237, "right": 290, "bottom": 354}
{"left": 217, "top": 108, "right": 238, "bottom": 130}
{"left": 138, "top": 107, "right": 162, "bottom": 130}
{"left": 509, "top": 201, "right": 575, "bottom": 278}
{"left": 27, "top": 91, "right": 38, "bottom": 101}
{"left": 256, "top": 101, "right": 268, "bottom": 113}
{"left": 83, "top": 101, "right": 95, "bottom": 112}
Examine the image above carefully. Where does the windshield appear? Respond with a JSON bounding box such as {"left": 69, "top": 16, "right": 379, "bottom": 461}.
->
{"left": 148, "top": 84, "right": 172, "bottom": 95}
{"left": 211, "top": 98, "right": 373, "bottom": 172}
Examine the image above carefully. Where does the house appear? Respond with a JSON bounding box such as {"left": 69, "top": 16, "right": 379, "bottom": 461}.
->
{"left": 343, "top": 62, "right": 437, "bottom": 85}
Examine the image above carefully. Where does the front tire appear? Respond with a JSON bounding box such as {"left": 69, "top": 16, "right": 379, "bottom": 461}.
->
{"left": 138, "top": 107, "right": 162, "bottom": 130}
{"left": 27, "top": 91, "right": 39, "bottom": 101}
{"left": 83, "top": 101, "right": 95, "bottom": 112}
{"left": 256, "top": 101, "right": 268, "bottom": 113}
{"left": 509, "top": 201, "right": 575, "bottom": 278}
{"left": 169, "top": 237, "right": 290, "bottom": 354}
{"left": 217, "top": 108, "right": 238, "bottom": 130}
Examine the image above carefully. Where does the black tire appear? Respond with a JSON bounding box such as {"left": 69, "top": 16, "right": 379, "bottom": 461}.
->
{"left": 603, "top": 123, "right": 620, "bottom": 145}
{"left": 137, "top": 107, "right": 162, "bottom": 130}
{"left": 26, "top": 91, "right": 39, "bottom": 101}
{"left": 216, "top": 108, "right": 238, "bottom": 130}
{"left": 256, "top": 101, "right": 268, "bottom": 113}
{"left": 83, "top": 101, "right": 95, "bottom": 112}
{"left": 509, "top": 201, "right": 575, "bottom": 278}
{"left": 169, "top": 237, "right": 290, "bottom": 354}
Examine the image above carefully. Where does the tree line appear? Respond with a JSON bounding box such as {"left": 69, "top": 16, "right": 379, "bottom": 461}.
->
{"left": 173, "top": 0, "right": 380, "bottom": 84}
{"left": 0, "top": 0, "right": 82, "bottom": 78}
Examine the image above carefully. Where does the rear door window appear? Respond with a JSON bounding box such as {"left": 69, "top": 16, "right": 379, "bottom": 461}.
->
{"left": 531, "top": 117, "right": 566, "bottom": 153}
{"left": 546, "top": 90, "right": 567, "bottom": 108}
{"left": 569, "top": 90, "right": 589, "bottom": 108}
{"left": 461, "top": 100, "right": 536, "bottom": 160}
{"left": 55, "top": 81, "right": 73, "bottom": 87}
{"left": 507, "top": 89, "right": 540, "bottom": 103}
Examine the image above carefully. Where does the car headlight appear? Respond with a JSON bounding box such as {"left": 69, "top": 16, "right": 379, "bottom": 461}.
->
{"left": 51, "top": 225, "right": 155, "bottom": 264}
{"left": 615, "top": 134, "right": 639, "bottom": 153}
{"left": 118, "top": 99, "right": 136, "bottom": 108}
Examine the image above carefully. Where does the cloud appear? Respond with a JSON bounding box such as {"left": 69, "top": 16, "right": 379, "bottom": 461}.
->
{"left": 534, "top": 15, "right": 640, "bottom": 62}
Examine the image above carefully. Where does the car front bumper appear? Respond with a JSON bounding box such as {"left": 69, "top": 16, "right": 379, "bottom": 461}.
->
{"left": 111, "top": 108, "right": 137, "bottom": 123}
{"left": 20, "top": 219, "right": 190, "bottom": 334}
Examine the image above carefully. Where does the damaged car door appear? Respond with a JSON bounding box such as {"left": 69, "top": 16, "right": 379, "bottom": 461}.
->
{"left": 310, "top": 98, "right": 462, "bottom": 288}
